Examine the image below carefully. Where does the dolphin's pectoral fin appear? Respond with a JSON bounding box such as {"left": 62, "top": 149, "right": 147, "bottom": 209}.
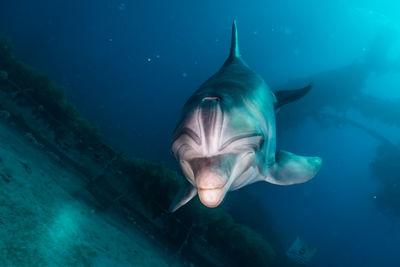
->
{"left": 274, "top": 84, "right": 312, "bottom": 110}
{"left": 169, "top": 183, "right": 197, "bottom": 212}
{"left": 266, "top": 150, "right": 322, "bottom": 185}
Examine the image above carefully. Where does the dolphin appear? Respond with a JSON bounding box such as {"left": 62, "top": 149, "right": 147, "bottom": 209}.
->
{"left": 170, "top": 21, "right": 322, "bottom": 212}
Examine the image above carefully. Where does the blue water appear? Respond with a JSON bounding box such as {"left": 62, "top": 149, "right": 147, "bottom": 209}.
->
{"left": 1, "top": 1, "right": 400, "bottom": 266}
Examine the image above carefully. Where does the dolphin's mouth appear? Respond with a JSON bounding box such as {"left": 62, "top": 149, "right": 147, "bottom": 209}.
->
{"left": 198, "top": 186, "right": 224, "bottom": 190}
{"left": 196, "top": 178, "right": 227, "bottom": 192}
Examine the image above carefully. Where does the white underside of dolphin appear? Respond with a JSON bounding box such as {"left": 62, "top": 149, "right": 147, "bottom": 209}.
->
{"left": 170, "top": 20, "right": 322, "bottom": 212}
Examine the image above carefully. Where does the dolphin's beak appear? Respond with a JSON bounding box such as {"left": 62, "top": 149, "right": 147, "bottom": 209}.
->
{"left": 186, "top": 155, "right": 233, "bottom": 208}
{"left": 198, "top": 187, "right": 227, "bottom": 208}
{"left": 190, "top": 151, "right": 255, "bottom": 208}
{"left": 195, "top": 169, "right": 230, "bottom": 208}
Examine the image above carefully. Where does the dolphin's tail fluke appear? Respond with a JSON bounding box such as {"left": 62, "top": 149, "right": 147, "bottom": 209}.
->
{"left": 230, "top": 20, "right": 240, "bottom": 58}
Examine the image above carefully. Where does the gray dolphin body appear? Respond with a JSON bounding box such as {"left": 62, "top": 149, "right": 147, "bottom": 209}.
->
{"left": 170, "top": 21, "right": 322, "bottom": 212}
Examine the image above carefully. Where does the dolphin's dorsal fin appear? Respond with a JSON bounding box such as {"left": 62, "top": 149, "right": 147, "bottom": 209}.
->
{"left": 230, "top": 20, "right": 240, "bottom": 58}
{"left": 222, "top": 20, "right": 243, "bottom": 68}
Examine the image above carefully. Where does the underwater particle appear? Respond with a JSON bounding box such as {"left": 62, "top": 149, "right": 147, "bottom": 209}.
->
{"left": 109, "top": 38, "right": 113, "bottom": 42}
{"left": 253, "top": 30, "right": 258, "bottom": 35}
{"left": 373, "top": 195, "right": 377, "bottom": 199}
{"left": 155, "top": 54, "right": 160, "bottom": 59}
{"left": 215, "top": 38, "right": 220, "bottom": 43}
{"left": 118, "top": 3, "right": 126, "bottom": 10}
{"left": 194, "top": 60, "right": 198, "bottom": 65}
{"left": 147, "top": 57, "right": 152, "bottom": 62}
{"left": 182, "top": 72, "right": 188, "bottom": 78}
{"left": 0, "top": 70, "right": 8, "bottom": 80}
